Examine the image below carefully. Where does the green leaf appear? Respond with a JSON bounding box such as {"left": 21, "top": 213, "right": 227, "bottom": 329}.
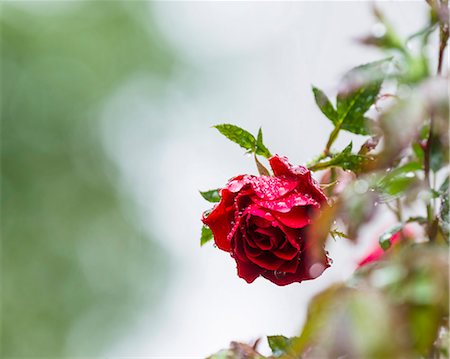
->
{"left": 336, "top": 59, "right": 391, "bottom": 135}
{"left": 430, "top": 133, "right": 446, "bottom": 172}
{"left": 309, "top": 143, "right": 367, "bottom": 172}
{"left": 214, "top": 124, "right": 256, "bottom": 152}
{"left": 200, "top": 225, "right": 213, "bottom": 246}
{"left": 379, "top": 224, "right": 403, "bottom": 250}
{"left": 376, "top": 162, "right": 421, "bottom": 197}
{"left": 312, "top": 86, "right": 338, "bottom": 123}
{"left": 328, "top": 143, "right": 366, "bottom": 171}
{"left": 330, "top": 229, "right": 350, "bottom": 241}
{"left": 199, "top": 189, "right": 221, "bottom": 203}
{"left": 438, "top": 176, "right": 449, "bottom": 237}
{"left": 267, "top": 335, "right": 297, "bottom": 357}
{"left": 255, "top": 127, "right": 272, "bottom": 158}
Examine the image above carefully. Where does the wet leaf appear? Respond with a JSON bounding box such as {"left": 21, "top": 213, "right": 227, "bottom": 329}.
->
{"left": 200, "top": 225, "right": 213, "bottom": 246}
{"left": 376, "top": 162, "right": 421, "bottom": 198}
{"left": 311, "top": 143, "right": 367, "bottom": 172}
{"left": 312, "top": 86, "right": 338, "bottom": 123}
{"left": 200, "top": 189, "right": 221, "bottom": 203}
{"left": 255, "top": 127, "right": 272, "bottom": 158}
{"left": 379, "top": 224, "right": 403, "bottom": 250}
{"left": 214, "top": 124, "right": 256, "bottom": 152}
{"left": 336, "top": 59, "right": 390, "bottom": 135}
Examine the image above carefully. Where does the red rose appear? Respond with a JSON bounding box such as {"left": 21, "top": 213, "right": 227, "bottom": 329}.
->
{"left": 202, "top": 155, "right": 330, "bottom": 286}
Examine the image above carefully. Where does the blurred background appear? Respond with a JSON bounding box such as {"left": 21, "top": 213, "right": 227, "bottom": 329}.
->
{"left": 1, "top": 1, "right": 429, "bottom": 357}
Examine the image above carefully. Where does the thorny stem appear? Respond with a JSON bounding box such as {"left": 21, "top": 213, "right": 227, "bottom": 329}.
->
{"left": 424, "top": 5, "right": 448, "bottom": 240}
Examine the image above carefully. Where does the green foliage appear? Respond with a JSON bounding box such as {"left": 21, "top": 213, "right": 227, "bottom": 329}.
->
{"left": 313, "top": 59, "right": 389, "bottom": 138}
{"left": 310, "top": 143, "right": 367, "bottom": 172}
{"left": 214, "top": 124, "right": 257, "bottom": 152}
{"left": 201, "top": 225, "right": 214, "bottom": 246}
{"left": 312, "top": 86, "right": 338, "bottom": 122}
{"left": 439, "top": 177, "right": 449, "bottom": 237}
{"left": 267, "top": 335, "right": 298, "bottom": 357}
{"left": 336, "top": 59, "right": 389, "bottom": 135}
{"left": 376, "top": 162, "right": 422, "bottom": 198}
{"left": 200, "top": 189, "right": 221, "bottom": 203}
{"left": 214, "top": 124, "right": 272, "bottom": 159}
{"left": 293, "top": 245, "right": 449, "bottom": 358}
{"left": 256, "top": 127, "right": 272, "bottom": 158}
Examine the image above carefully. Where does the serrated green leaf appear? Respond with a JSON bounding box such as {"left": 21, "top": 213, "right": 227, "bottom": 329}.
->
{"left": 336, "top": 59, "right": 391, "bottom": 135}
{"left": 200, "top": 189, "right": 221, "bottom": 203}
{"left": 200, "top": 225, "right": 213, "bottom": 246}
{"left": 309, "top": 143, "right": 367, "bottom": 172}
{"left": 267, "top": 335, "right": 297, "bottom": 357}
{"left": 330, "top": 229, "right": 349, "bottom": 241}
{"left": 255, "top": 127, "right": 272, "bottom": 158}
{"left": 312, "top": 86, "right": 338, "bottom": 123}
{"left": 214, "top": 124, "right": 256, "bottom": 152}
{"left": 379, "top": 224, "right": 403, "bottom": 250}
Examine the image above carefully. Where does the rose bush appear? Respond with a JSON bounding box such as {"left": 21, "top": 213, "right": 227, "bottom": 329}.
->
{"left": 202, "top": 154, "right": 330, "bottom": 285}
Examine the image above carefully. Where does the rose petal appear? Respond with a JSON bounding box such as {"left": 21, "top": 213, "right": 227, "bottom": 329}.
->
{"left": 235, "top": 258, "right": 262, "bottom": 283}
{"left": 269, "top": 155, "right": 327, "bottom": 203}
{"left": 226, "top": 175, "right": 254, "bottom": 193}
{"left": 272, "top": 242, "right": 299, "bottom": 260}
{"left": 249, "top": 176, "right": 298, "bottom": 200}
{"left": 202, "top": 189, "right": 236, "bottom": 251}
{"left": 246, "top": 250, "right": 285, "bottom": 271}
{"left": 245, "top": 204, "right": 275, "bottom": 221}
{"left": 277, "top": 257, "right": 299, "bottom": 273}
{"left": 251, "top": 192, "right": 319, "bottom": 213}
{"left": 269, "top": 155, "right": 309, "bottom": 178}
{"left": 272, "top": 206, "right": 312, "bottom": 229}
{"left": 277, "top": 224, "right": 302, "bottom": 250}
{"left": 262, "top": 250, "right": 330, "bottom": 286}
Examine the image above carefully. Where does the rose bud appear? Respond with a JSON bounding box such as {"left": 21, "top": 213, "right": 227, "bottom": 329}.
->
{"left": 202, "top": 155, "right": 330, "bottom": 286}
{"left": 357, "top": 225, "right": 415, "bottom": 268}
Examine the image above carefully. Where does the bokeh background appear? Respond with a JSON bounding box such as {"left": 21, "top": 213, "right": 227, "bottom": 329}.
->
{"left": 1, "top": 1, "right": 430, "bottom": 357}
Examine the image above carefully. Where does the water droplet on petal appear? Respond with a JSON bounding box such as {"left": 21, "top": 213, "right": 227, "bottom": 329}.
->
{"left": 309, "top": 263, "right": 326, "bottom": 278}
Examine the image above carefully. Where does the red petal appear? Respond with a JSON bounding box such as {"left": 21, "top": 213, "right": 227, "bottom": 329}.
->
{"left": 272, "top": 206, "right": 312, "bottom": 228}
{"left": 272, "top": 242, "right": 299, "bottom": 260}
{"left": 262, "top": 249, "right": 330, "bottom": 286}
{"left": 202, "top": 189, "right": 235, "bottom": 252}
{"left": 269, "top": 155, "right": 327, "bottom": 203}
{"left": 251, "top": 192, "right": 319, "bottom": 213}
{"left": 235, "top": 258, "right": 262, "bottom": 283}
{"left": 226, "top": 175, "right": 254, "bottom": 193}
{"left": 249, "top": 176, "right": 298, "bottom": 200}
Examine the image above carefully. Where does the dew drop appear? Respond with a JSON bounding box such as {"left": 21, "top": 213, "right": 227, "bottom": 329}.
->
{"left": 274, "top": 271, "right": 286, "bottom": 279}
{"left": 309, "top": 263, "right": 326, "bottom": 278}
{"left": 354, "top": 179, "right": 369, "bottom": 194}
